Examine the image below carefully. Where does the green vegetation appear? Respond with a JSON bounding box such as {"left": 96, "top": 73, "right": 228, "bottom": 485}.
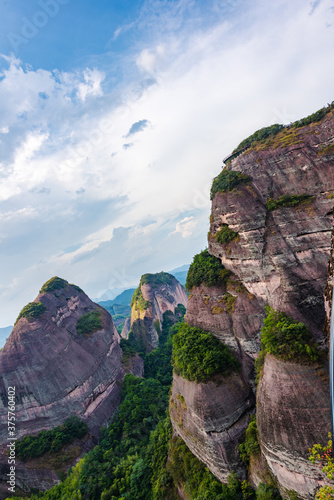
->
{"left": 145, "top": 309, "right": 185, "bottom": 386}
{"left": 259, "top": 306, "right": 319, "bottom": 363}
{"left": 172, "top": 323, "right": 240, "bottom": 383}
{"left": 168, "top": 436, "right": 253, "bottom": 500}
{"left": 16, "top": 416, "right": 88, "bottom": 460}
{"left": 15, "top": 301, "right": 47, "bottom": 324}
{"left": 211, "top": 170, "right": 251, "bottom": 199}
{"left": 120, "top": 338, "right": 137, "bottom": 362}
{"left": 222, "top": 293, "right": 237, "bottom": 314}
{"left": 215, "top": 224, "right": 239, "bottom": 244}
{"left": 71, "top": 284, "right": 84, "bottom": 294}
{"left": 186, "top": 249, "right": 231, "bottom": 291}
{"left": 140, "top": 272, "right": 174, "bottom": 286}
{"left": 266, "top": 194, "right": 313, "bottom": 211}
{"left": 309, "top": 433, "right": 334, "bottom": 499}
{"left": 40, "top": 277, "right": 68, "bottom": 293}
{"left": 233, "top": 124, "right": 285, "bottom": 153}
{"left": 76, "top": 309, "right": 103, "bottom": 335}
{"left": 238, "top": 416, "right": 260, "bottom": 465}
{"left": 131, "top": 286, "right": 152, "bottom": 311}
{"left": 233, "top": 103, "right": 334, "bottom": 153}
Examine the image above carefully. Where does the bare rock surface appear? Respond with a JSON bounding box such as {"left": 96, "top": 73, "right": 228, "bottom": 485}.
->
{"left": 171, "top": 372, "right": 254, "bottom": 482}
{"left": 257, "top": 354, "right": 330, "bottom": 498}
{"left": 130, "top": 273, "right": 188, "bottom": 352}
{"left": 0, "top": 279, "right": 124, "bottom": 496}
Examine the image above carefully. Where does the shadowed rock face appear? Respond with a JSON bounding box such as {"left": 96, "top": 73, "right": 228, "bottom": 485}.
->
{"left": 257, "top": 354, "right": 330, "bottom": 499}
{"left": 170, "top": 111, "right": 334, "bottom": 497}
{"left": 0, "top": 279, "right": 124, "bottom": 497}
{"left": 130, "top": 273, "right": 188, "bottom": 352}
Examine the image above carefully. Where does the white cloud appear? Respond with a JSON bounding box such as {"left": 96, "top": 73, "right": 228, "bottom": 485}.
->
{"left": 170, "top": 217, "right": 198, "bottom": 238}
{"left": 1, "top": 0, "right": 334, "bottom": 326}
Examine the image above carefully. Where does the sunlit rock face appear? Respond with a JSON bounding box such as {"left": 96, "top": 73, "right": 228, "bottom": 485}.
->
{"left": 130, "top": 272, "right": 188, "bottom": 352}
{"left": 170, "top": 110, "right": 334, "bottom": 497}
{"left": 0, "top": 278, "right": 124, "bottom": 497}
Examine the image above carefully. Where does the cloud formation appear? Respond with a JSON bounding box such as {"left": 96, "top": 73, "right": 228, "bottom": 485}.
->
{"left": 0, "top": 0, "right": 334, "bottom": 326}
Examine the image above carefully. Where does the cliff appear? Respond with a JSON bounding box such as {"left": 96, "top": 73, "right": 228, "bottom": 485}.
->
{"left": 170, "top": 107, "right": 334, "bottom": 498}
{"left": 129, "top": 272, "right": 188, "bottom": 352}
{"left": 0, "top": 277, "right": 125, "bottom": 497}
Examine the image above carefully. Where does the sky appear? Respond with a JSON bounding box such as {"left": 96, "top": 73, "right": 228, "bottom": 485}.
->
{"left": 0, "top": 0, "right": 334, "bottom": 327}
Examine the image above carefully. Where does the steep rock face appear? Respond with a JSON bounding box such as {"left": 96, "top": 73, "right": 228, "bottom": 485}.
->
{"left": 170, "top": 278, "right": 261, "bottom": 481}
{"left": 257, "top": 354, "right": 330, "bottom": 498}
{"left": 121, "top": 317, "right": 131, "bottom": 339}
{"left": 209, "top": 112, "right": 334, "bottom": 343}
{"left": 130, "top": 272, "right": 188, "bottom": 352}
{"left": 170, "top": 110, "right": 334, "bottom": 497}
{"left": 0, "top": 278, "right": 124, "bottom": 496}
{"left": 170, "top": 371, "right": 254, "bottom": 482}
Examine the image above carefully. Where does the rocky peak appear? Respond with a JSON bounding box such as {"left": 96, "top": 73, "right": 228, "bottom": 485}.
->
{"left": 129, "top": 272, "right": 188, "bottom": 352}
{"left": 0, "top": 277, "right": 124, "bottom": 496}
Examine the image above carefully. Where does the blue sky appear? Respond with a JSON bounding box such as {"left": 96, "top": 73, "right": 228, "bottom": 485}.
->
{"left": 0, "top": 0, "right": 334, "bottom": 326}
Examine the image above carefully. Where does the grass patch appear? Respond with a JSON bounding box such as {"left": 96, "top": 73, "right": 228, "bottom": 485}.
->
{"left": 76, "top": 309, "right": 103, "bottom": 335}
{"left": 211, "top": 170, "right": 251, "bottom": 199}
{"left": 318, "top": 144, "right": 334, "bottom": 156}
{"left": 259, "top": 306, "right": 319, "bottom": 363}
{"left": 15, "top": 302, "right": 47, "bottom": 324}
{"left": 222, "top": 293, "right": 237, "bottom": 314}
{"left": 186, "top": 249, "right": 231, "bottom": 291}
{"left": 172, "top": 323, "right": 240, "bottom": 383}
{"left": 40, "top": 277, "right": 68, "bottom": 294}
{"left": 140, "top": 272, "right": 175, "bottom": 286}
{"left": 266, "top": 194, "right": 313, "bottom": 211}
{"left": 215, "top": 224, "right": 239, "bottom": 244}
{"left": 16, "top": 416, "right": 88, "bottom": 460}
{"left": 233, "top": 103, "right": 334, "bottom": 152}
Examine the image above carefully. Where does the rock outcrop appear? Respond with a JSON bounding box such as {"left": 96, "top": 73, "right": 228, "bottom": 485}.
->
{"left": 130, "top": 272, "right": 188, "bottom": 352}
{"left": 170, "top": 108, "right": 334, "bottom": 498}
{"left": 256, "top": 354, "right": 330, "bottom": 498}
{"left": 0, "top": 277, "right": 124, "bottom": 497}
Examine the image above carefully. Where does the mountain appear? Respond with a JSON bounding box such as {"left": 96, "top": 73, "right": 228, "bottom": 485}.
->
{"left": 128, "top": 271, "right": 188, "bottom": 352}
{"left": 170, "top": 106, "right": 334, "bottom": 498}
{"left": 98, "top": 288, "right": 136, "bottom": 308}
{"left": 0, "top": 277, "right": 125, "bottom": 498}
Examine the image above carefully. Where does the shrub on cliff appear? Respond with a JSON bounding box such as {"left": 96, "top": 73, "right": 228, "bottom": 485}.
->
{"left": 266, "top": 194, "right": 313, "bottom": 211}
{"left": 210, "top": 169, "right": 251, "bottom": 199}
{"left": 238, "top": 415, "right": 260, "bottom": 465}
{"left": 186, "top": 249, "right": 230, "bottom": 291}
{"left": 16, "top": 416, "right": 88, "bottom": 460}
{"left": 215, "top": 224, "right": 239, "bottom": 244}
{"left": 141, "top": 272, "right": 174, "bottom": 286}
{"left": 131, "top": 285, "right": 152, "bottom": 311}
{"left": 260, "top": 307, "right": 319, "bottom": 363}
{"left": 40, "top": 276, "right": 68, "bottom": 293}
{"left": 172, "top": 323, "right": 240, "bottom": 383}
{"left": 76, "top": 309, "right": 103, "bottom": 335}
{"left": 15, "top": 301, "right": 47, "bottom": 324}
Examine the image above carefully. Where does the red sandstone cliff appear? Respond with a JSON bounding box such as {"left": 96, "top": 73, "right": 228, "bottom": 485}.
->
{"left": 170, "top": 109, "right": 334, "bottom": 498}
{"left": 0, "top": 278, "right": 124, "bottom": 497}
{"left": 130, "top": 272, "right": 188, "bottom": 352}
